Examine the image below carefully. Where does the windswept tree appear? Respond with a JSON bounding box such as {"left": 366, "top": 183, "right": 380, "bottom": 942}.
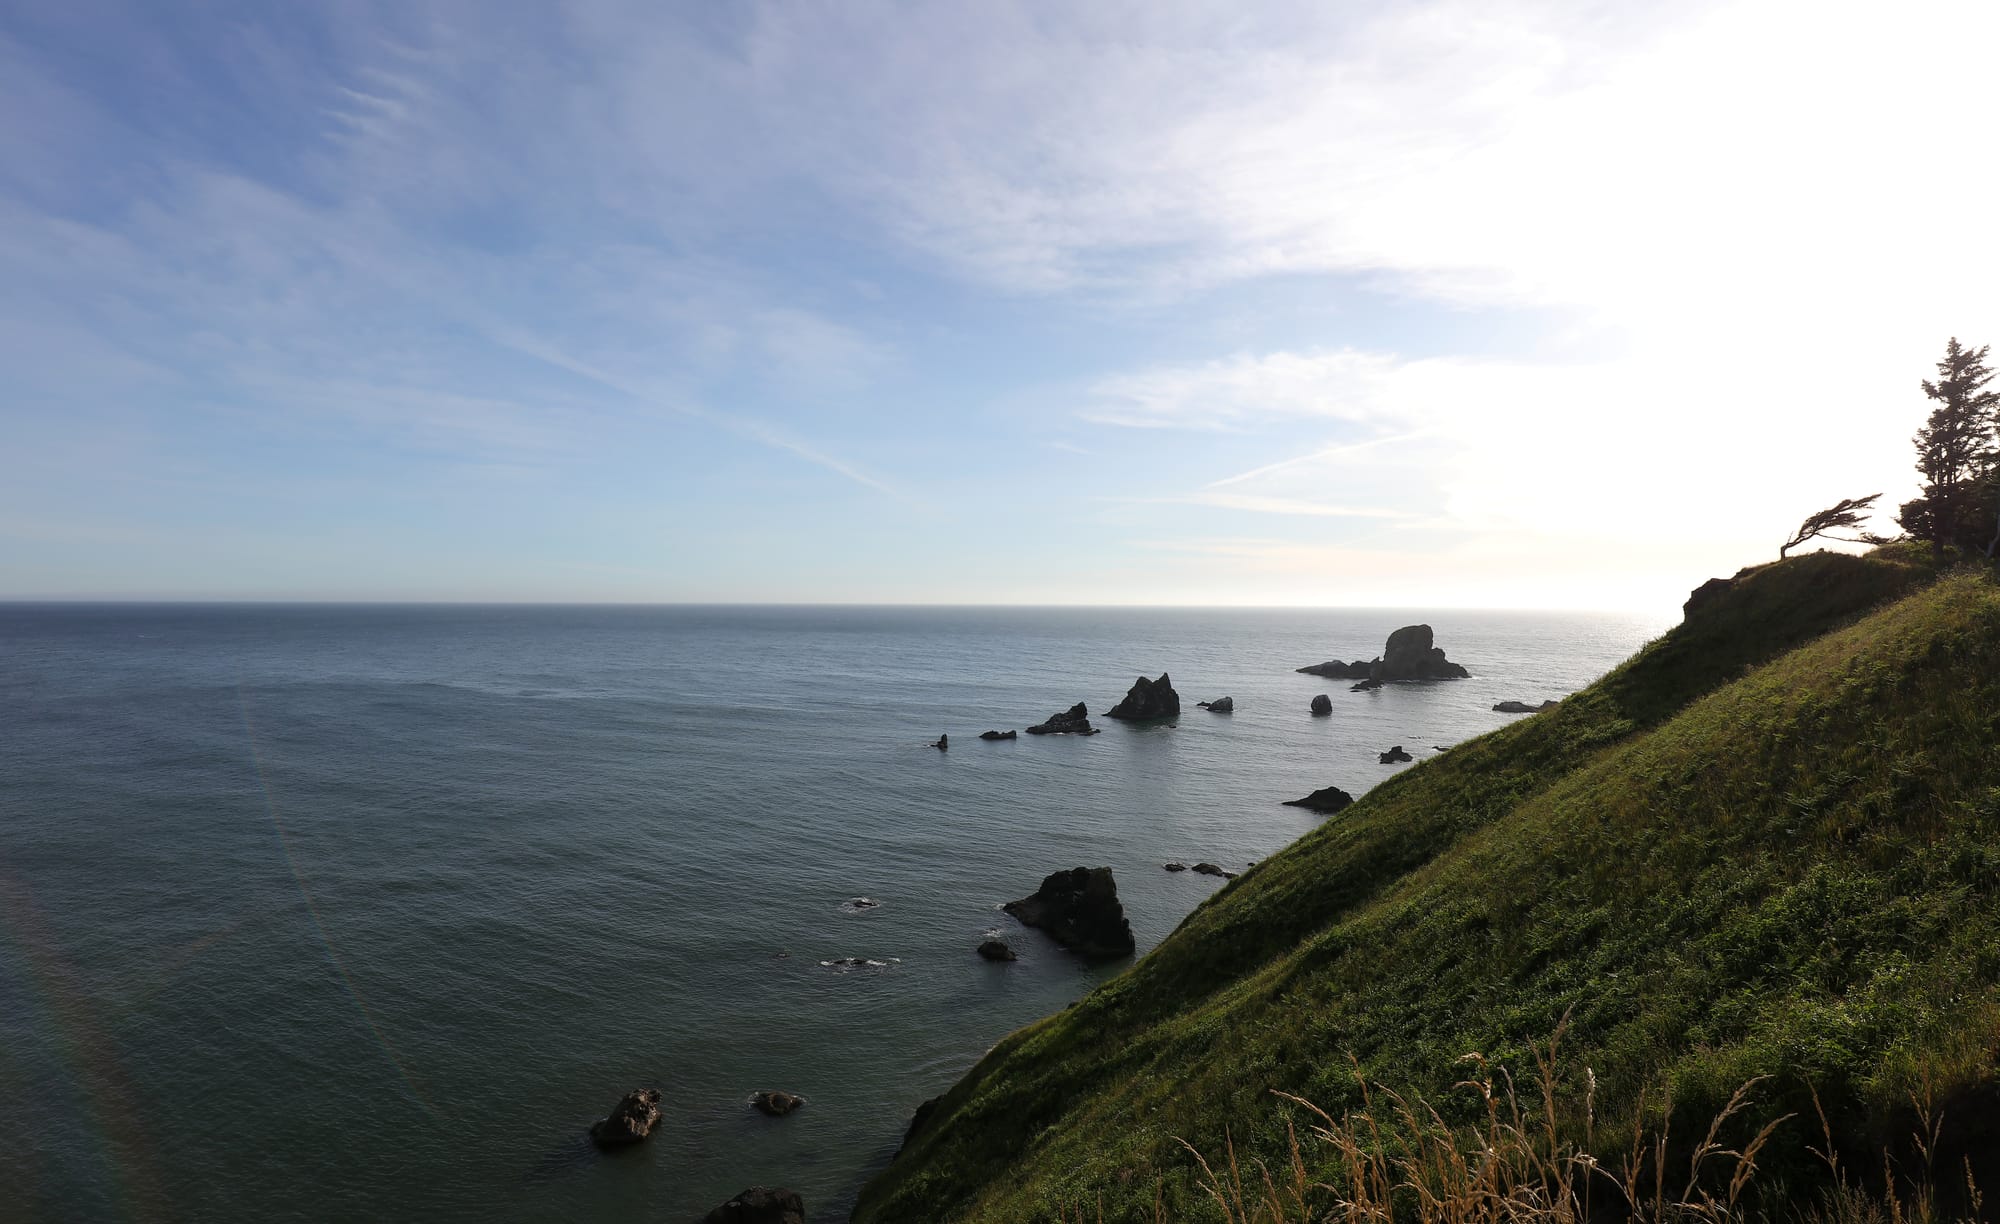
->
{"left": 1781, "top": 493, "right": 1883, "bottom": 558}
{"left": 1898, "top": 337, "right": 2000, "bottom": 553}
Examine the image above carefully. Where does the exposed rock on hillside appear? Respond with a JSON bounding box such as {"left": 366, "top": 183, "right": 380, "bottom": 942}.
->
{"left": 1106, "top": 673, "right": 1180, "bottom": 720}
{"left": 1282, "top": 785, "right": 1354, "bottom": 813}
{"left": 589, "top": 1088, "right": 662, "bottom": 1148}
{"left": 1002, "top": 867, "right": 1134, "bottom": 960}
{"left": 1026, "top": 703, "right": 1097, "bottom": 735}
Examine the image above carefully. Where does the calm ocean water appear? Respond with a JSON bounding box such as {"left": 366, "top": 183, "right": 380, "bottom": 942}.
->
{"left": 0, "top": 603, "right": 1668, "bottom": 1222}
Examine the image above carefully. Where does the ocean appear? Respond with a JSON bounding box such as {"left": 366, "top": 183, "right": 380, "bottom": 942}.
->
{"left": 0, "top": 603, "right": 1669, "bottom": 1222}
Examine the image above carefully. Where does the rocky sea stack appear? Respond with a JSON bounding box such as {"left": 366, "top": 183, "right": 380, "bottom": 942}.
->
{"left": 1001, "top": 867, "right": 1135, "bottom": 960}
{"left": 1106, "top": 673, "right": 1180, "bottom": 720}
{"left": 1196, "top": 696, "right": 1233, "bottom": 712}
{"left": 1298, "top": 623, "right": 1469, "bottom": 684}
{"left": 702, "top": 1187, "right": 806, "bottom": 1224}
{"left": 1025, "top": 703, "right": 1097, "bottom": 735}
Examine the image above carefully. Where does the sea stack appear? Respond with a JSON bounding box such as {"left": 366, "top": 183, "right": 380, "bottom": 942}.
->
{"left": 1026, "top": 703, "right": 1097, "bottom": 735}
{"left": 1310, "top": 694, "right": 1332, "bottom": 715}
{"left": 589, "top": 1088, "right": 663, "bottom": 1148}
{"left": 1106, "top": 673, "right": 1180, "bottom": 720}
{"left": 1298, "top": 624, "right": 1469, "bottom": 684}
{"left": 1002, "top": 867, "right": 1135, "bottom": 960}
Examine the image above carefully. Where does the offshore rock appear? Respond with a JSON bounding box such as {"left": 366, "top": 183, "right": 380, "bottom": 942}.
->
{"left": 1351, "top": 678, "right": 1383, "bottom": 692}
{"left": 1106, "top": 672, "right": 1181, "bottom": 720}
{"left": 1002, "top": 867, "right": 1135, "bottom": 961}
{"left": 1310, "top": 694, "right": 1333, "bottom": 715}
{"left": 978, "top": 729, "right": 1017, "bottom": 740}
{"left": 1026, "top": 703, "right": 1097, "bottom": 735}
{"left": 1191, "top": 862, "right": 1237, "bottom": 879}
{"left": 1379, "top": 745, "right": 1414, "bottom": 764}
{"left": 976, "top": 939, "right": 1017, "bottom": 962}
{"left": 702, "top": 1187, "right": 806, "bottom": 1224}
{"left": 1301, "top": 625, "right": 1469, "bottom": 684}
{"left": 752, "top": 1090, "right": 804, "bottom": 1117}
{"left": 1494, "top": 700, "right": 1561, "bottom": 714}
{"left": 931, "top": 733, "right": 948, "bottom": 751}
{"left": 1283, "top": 785, "right": 1355, "bottom": 814}
{"left": 589, "top": 1087, "right": 662, "bottom": 1148}
{"left": 1197, "top": 696, "right": 1234, "bottom": 712}
{"left": 1163, "top": 861, "right": 1189, "bottom": 872}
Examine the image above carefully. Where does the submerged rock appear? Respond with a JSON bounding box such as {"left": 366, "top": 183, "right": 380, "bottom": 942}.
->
{"left": 1283, "top": 785, "right": 1355, "bottom": 814}
{"left": 1002, "top": 867, "right": 1135, "bottom": 960}
{"left": 978, "top": 729, "right": 1017, "bottom": 741}
{"left": 1493, "top": 700, "right": 1561, "bottom": 714}
{"left": 1379, "top": 745, "right": 1414, "bottom": 764}
{"left": 976, "top": 939, "right": 1017, "bottom": 962}
{"left": 702, "top": 1187, "right": 806, "bottom": 1224}
{"left": 1163, "top": 861, "right": 1189, "bottom": 872}
{"left": 1310, "top": 694, "right": 1333, "bottom": 716}
{"left": 840, "top": 897, "right": 882, "bottom": 913}
{"left": 589, "top": 1088, "right": 662, "bottom": 1148}
{"left": 1197, "top": 696, "right": 1234, "bottom": 712}
{"left": 1106, "top": 672, "right": 1181, "bottom": 720}
{"left": 1191, "top": 862, "right": 1237, "bottom": 879}
{"left": 752, "top": 1090, "right": 804, "bottom": 1117}
{"left": 1025, "top": 703, "right": 1098, "bottom": 735}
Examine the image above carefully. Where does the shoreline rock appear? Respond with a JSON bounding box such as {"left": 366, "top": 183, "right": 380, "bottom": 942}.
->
{"left": 976, "top": 939, "right": 1017, "bottom": 962}
{"left": 1106, "top": 672, "right": 1181, "bottom": 721}
{"left": 589, "top": 1088, "right": 662, "bottom": 1148}
{"left": 1191, "top": 862, "right": 1237, "bottom": 879}
{"left": 1002, "top": 867, "right": 1135, "bottom": 961}
{"left": 702, "top": 1187, "right": 806, "bottom": 1224}
{"left": 1493, "top": 700, "right": 1561, "bottom": 714}
{"left": 1025, "top": 703, "right": 1098, "bottom": 735}
{"left": 1283, "top": 785, "right": 1354, "bottom": 814}
{"left": 1379, "top": 745, "right": 1414, "bottom": 764}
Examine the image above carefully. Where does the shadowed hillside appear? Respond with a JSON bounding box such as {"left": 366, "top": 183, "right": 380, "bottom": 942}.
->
{"left": 853, "top": 549, "right": 2000, "bottom": 1222}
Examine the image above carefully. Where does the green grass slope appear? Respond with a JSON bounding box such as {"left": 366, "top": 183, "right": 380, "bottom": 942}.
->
{"left": 852, "top": 550, "right": 2000, "bottom": 1223}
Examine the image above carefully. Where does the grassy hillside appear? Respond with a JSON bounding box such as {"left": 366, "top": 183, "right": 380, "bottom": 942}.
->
{"left": 852, "top": 549, "right": 2000, "bottom": 1223}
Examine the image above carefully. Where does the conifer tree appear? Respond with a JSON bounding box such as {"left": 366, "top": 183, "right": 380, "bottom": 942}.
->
{"left": 1898, "top": 338, "right": 2000, "bottom": 553}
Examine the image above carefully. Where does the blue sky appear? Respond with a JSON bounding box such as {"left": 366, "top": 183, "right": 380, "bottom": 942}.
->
{"left": 4, "top": 1, "right": 1997, "bottom": 610}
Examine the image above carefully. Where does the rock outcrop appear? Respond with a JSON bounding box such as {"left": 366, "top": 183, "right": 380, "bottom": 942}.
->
{"left": 589, "top": 1088, "right": 662, "bottom": 1148}
{"left": 1310, "top": 694, "right": 1332, "bottom": 715}
{"left": 1300, "top": 625, "right": 1469, "bottom": 684}
{"left": 753, "top": 1090, "right": 804, "bottom": 1117}
{"left": 931, "top": 734, "right": 948, "bottom": 751}
{"left": 1002, "top": 867, "right": 1135, "bottom": 960}
{"left": 1197, "top": 696, "right": 1234, "bottom": 712}
{"left": 1493, "top": 700, "right": 1561, "bottom": 714}
{"left": 978, "top": 729, "right": 1017, "bottom": 741}
{"left": 1283, "top": 785, "right": 1354, "bottom": 814}
{"left": 976, "top": 939, "right": 1017, "bottom": 962}
{"left": 1296, "top": 659, "right": 1373, "bottom": 679}
{"left": 1191, "top": 862, "right": 1236, "bottom": 879}
{"left": 1025, "top": 703, "right": 1097, "bottom": 735}
{"left": 1163, "top": 861, "right": 1189, "bottom": 872}
{"left": 702, "top": 1187, "right": 806, "bottom": 1224}
{"left": 1684, "top": 576, "right": 1735, "bottom": 619}
{"left": 1379, "top": 745, "right": 1414, "bottom": 763}
{"left": 1106, "top": 673, "right": 1180, "bottom": 720}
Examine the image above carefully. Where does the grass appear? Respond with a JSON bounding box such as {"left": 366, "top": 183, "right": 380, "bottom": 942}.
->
{"left": 853, "top": 549, "right": 2000, "bottom": 1224}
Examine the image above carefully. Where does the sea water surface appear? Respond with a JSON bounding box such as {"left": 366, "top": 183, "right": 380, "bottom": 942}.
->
{"left": 0, "top": 603, "right": 1669, "bottom": 1222}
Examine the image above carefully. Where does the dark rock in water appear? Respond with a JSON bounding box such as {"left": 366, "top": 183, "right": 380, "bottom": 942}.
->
{"left": 1350, "top": 678, "right": 1383, "bottom": 692}
{"left": 1196, "top": 696, "right": 1234, "bottom": 712}
{"left": 976, "top": 939, "right": 1017, "bottom": 962}
{"left": 978, "top": 729, "right": 1017, "bottom": 741}
{"left": 1026, "top": 703, "right": 1098, "bottom": 735}
{"left": 752, "top": 1090, "right": 804, "bottom": 1117}
{"left": 842, "top": 897, "right": 881, "bottom": 912}
{"left": 1107, "top": 672, "right": 1181, "bottom": 720}
{"left": 589, "top": 1088, "right": 662, "bottom": 1148}
{"left": 1310, "top": 694, "right": 1333, "bottom": 715}
{"left": 1163, "top": 861, "right": 1189, "bottom": 872}
{"left": 1296, "top": 658, "right": 1374, "bottom": 679}
{"left": 1379, "top": 745, "right": 1414, "bottom": 763}
{"left": 1493, "top": 700, "right": 1561, "bottom": 714}
{"left": 1283, "top": 785, "right": 1355, "bottom": 814}
{"left": 932, "top": 733, "right": 948, "bottom": 750}
{"left": 1191, "top": 862, "right": 1237, "bottom": 879}
{"left": 1301, "top": 625, "right": 1469, "bottom": 684}
{"left": 1002, "top": 867, "right": 1135, "bottom": 960}
{"left": 896, "top": 1095, "right": 942, "bottom": 1159}
{"left": 702, "top": 1187, "right": 806, "bottom": 1224}
{"left": 1684, "top": 576, "right": 1735, "bottom": 619}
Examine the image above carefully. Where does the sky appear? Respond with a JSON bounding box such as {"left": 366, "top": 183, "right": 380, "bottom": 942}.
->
{"left": 3, "top": 0, "right": 1998, "bottom": 612}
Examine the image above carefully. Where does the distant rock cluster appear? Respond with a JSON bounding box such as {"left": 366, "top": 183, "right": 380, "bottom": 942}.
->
{"left": 1298, "top": 624, "right": 1470, "bottom": 684}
